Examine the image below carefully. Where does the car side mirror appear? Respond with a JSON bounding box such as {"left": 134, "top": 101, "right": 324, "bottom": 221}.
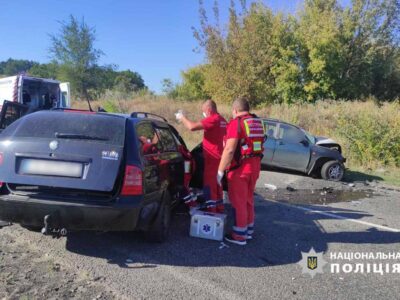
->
{"left": 300, "top": 139, "right": 309, "bottom": 146}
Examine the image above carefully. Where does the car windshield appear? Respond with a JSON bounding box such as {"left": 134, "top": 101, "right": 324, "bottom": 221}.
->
{"left": 303, "top": 129, "right": 316, "bottom": 144}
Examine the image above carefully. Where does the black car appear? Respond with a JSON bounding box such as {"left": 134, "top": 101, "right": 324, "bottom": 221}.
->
{"left": 0, "top": 109, "right": 190, "bottom": 242}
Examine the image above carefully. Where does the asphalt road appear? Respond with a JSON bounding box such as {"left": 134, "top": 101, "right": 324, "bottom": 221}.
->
{"left": 1, "top": 170, "right": 400, "bottom": 299}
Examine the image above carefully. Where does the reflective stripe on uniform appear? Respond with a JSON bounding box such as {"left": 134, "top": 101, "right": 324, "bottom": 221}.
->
{"left": 233, "top": 225, "right": 248, "bottom": 236}
{"left": 248, "top": 133, "right": 265, "bottom": 137}
{"left": 253, "top": 141, "right": 262, "bottom": 151}
{"left": 247, "top": 223, "right": 254, "bottom": 234}
{"left": 243, "top": 118, "right": 265, "bottom": 138}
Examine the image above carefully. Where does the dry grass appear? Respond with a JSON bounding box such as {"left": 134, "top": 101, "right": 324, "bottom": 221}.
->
{"left": 74, "top": 96, "right": 206, "bottom": 149}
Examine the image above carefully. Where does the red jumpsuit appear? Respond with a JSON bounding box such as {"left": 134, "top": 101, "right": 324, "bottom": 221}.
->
{"left": 201, "top": 113, "right": 227, "bottom": 213}
{"left": 225, "top": 115, "right": 261, "bottom": 241}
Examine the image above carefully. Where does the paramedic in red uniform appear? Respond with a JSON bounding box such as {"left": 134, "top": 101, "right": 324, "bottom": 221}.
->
{"left": 175, "top": 99, "right": 227, "bottom": 213}
{"left": 217, "top": 97, "right": 265, "bottom": 245}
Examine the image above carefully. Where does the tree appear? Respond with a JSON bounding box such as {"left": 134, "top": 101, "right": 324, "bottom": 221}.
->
{"left": 193, "top": 0, "right": 400, "bottom": 104}
{"left": 49, "top": 15, "right": 103, "bottom": 100}
{"left": 341, "top": 0, "right": 400, "bottom": 100}
{"left": 28, "top": 62, "right": 59, "bottom": 79}
{"left": 174, "top": 65, "right": 210, "bottom": 100}
{"left": 0, "top": 58, "right": 37, "bottom": 76}
{"left": 194, "top": 1, "right": 303, "bottom": 104}
{"left": 296, "top": 0, "right": 345, "bottom": 101}
{"left": 297, "top": 0, "right": 400, "bottom": 101}
{"left": 114, "top": 70, "right": 146, "bottom": 93}
{"left": 161, "top": 78, "right": 178, "bottom": 98}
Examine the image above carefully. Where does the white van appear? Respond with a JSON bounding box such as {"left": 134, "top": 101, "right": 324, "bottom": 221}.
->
{"left": 0, "top": 75, "right": 70, "bottom": 129}
{"left": 0, "top": 75, "right": 70, "bottom": 109}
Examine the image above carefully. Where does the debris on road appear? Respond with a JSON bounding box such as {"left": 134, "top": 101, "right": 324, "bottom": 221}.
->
{"left": 219, "top": 242, "right": 230, "bottom": 250}
{"left": 265, "top": 183, "right": 277, "bottom": 191}
{"left": 286, "top": 186, "right": 296, "bottom": 192}
{"left": 322, "top": 187, "right": 334, "bottom": 194}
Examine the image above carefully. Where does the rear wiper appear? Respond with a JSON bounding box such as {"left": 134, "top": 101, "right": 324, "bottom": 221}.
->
{"left": 55, "top": 132, "right": 109, "bottom": 141}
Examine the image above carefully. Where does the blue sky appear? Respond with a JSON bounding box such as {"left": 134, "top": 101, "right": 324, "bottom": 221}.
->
{"left": 0, "top": 0, "right": 346, "bottom": 93}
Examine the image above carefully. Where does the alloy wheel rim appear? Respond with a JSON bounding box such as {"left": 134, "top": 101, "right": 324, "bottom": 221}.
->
{"left": 328, "top": 164, "right": 343, "bottom": 180}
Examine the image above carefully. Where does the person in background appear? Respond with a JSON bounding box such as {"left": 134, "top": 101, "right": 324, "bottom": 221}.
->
{"left": 175, "top": 99, "right": 227, "bottom": 213}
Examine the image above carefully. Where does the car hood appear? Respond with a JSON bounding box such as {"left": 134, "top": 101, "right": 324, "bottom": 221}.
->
{"left": 315, "top": 136, "right": 338, "bottom": 145}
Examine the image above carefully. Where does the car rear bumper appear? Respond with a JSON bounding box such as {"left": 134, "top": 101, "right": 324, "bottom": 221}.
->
{"left": 0, "top": 194, "right": 145, "bottom": 231}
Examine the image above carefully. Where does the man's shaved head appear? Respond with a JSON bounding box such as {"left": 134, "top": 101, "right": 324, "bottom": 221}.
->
{"left": 202, "top": 99, "right": 217, "bottom": 113}
{"left": 232, "top": 97, "right": 250, "bottom": 112}
{"left": 200, "top": 99, "right": 218, "bottom": 118}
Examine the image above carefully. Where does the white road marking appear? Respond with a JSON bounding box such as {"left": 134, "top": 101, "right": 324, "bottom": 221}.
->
{"left": 268, "top": 199, "right": 400, "bottom": 233}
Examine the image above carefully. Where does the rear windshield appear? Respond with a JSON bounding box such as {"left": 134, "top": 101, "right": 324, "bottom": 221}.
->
{"left": 1, "top": 111, "right": 126, "bottom": 146}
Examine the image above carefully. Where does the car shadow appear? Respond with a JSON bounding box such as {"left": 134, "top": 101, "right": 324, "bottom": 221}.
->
{"left": 344, "top": 170, "right": 383, "bottom": 183}
{"left": 262, "top": 165, "right": 385, "bottom": 185}
{"left": 64, "top": 195, "right": 400, "bottom": 269}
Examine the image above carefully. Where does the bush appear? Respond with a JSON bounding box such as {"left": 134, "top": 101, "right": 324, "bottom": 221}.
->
{"left": 336, "top": 102, "right": 400, "bottom": 168}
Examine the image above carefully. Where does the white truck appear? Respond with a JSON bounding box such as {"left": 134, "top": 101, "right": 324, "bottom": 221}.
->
{"left": 0, "top": 75, "right": 70, "bottom": 129}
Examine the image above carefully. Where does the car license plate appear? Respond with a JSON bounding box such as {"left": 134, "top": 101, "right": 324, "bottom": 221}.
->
{"left": 19, "top": 159, "right": 83, "bottom": 178}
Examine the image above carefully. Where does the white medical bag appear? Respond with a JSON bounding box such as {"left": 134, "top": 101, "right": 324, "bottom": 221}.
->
{"left": 190, "top": 210, "right": 227, "bottom": 241}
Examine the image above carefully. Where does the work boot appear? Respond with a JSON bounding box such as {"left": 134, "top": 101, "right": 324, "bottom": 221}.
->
{"left": 224, "top": 233, "right": 247, "bottom": 246}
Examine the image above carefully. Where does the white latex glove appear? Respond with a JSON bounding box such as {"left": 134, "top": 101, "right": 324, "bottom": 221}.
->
{"left": 217, "top": 170, "right": 224, "bottom": 186}
{"left": 175, "top": 110, "right": 184, "bottom": 121}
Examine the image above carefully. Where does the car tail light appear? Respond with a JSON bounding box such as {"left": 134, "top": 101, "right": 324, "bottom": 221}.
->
{"left": 121, "top": 165, "right": 143, "bottom": 195}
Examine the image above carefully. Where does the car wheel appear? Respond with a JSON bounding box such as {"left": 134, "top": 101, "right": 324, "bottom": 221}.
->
{"left": 321, "top": 160, "right": 345, "bottom": 181}
{"left": 145, "top": 191, "right": 172, "bottom": 243}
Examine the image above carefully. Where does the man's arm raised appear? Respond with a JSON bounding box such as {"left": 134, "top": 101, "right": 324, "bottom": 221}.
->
{"left": 180, "top": 115, "right": 204, "bottom": 131}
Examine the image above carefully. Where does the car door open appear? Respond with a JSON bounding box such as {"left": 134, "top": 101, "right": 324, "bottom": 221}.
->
{"left": 271, "top": 123, "right": 311, "bottom": 172}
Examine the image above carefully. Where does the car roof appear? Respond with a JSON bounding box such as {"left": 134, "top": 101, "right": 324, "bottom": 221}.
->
{"left": 262, "top": 117, "right": 302, "bottom": 130}
{"left": 48, "top": 109, "right": 169, "bottom": 125}
{"left": 45, "top": 109, "right": 127, "bottom": 118}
